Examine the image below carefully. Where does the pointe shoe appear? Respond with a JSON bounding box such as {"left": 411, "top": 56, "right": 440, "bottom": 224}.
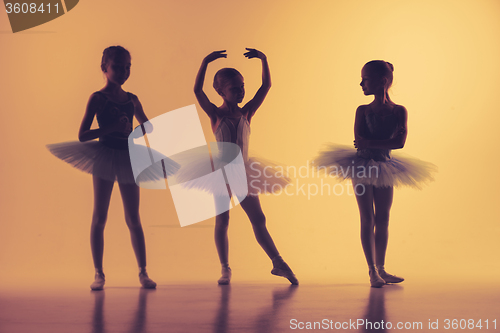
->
{"left": 139, "top": 272, "right": 157, "bottom": 289}
{"left": 90, "top": 272, "right": 105, "bottom": 290}
{"left": 379, "top": 270, "right": 404, "bottom": 284}
{"left": 217, "top": 266, "right": 232, "bottom": 285}
{"left": 271, "top": 258, "right": 299, "bottom": 285}
{"left": 369, "top": 270, "right": 385, "bottom": 288}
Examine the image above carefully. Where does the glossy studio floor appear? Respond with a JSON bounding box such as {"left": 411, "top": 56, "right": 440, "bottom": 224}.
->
{"left": 1, "top": 278, "right": 498, "bottom": 333}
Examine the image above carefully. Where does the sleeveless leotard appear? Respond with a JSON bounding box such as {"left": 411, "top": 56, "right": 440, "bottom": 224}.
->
{"left": 172, "top": 114, "right": 290, "bottom": 196}
{"left": 315, "top": 108, "right": 436, "bottom": 189}
{"left": 95, "top": 91, "right": 134, "bottom": 150}
{"left": 356, "top": 111, "right": 399, "bottom": 162}
{"left": 46, "top": 92, "right": 178, "bottom": 184}
{"left": 214, "top": 116, "right": 250, "bottom": 160}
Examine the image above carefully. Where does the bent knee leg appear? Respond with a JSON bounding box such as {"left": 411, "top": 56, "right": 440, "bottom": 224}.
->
{"left": 216, "top": 212, "right": 230, "bottom": 229}
{"left": 249, "top": 212, "right": 266, "bottom": 227}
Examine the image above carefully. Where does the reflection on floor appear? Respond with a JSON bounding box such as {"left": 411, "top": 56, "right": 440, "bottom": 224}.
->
{"left": 0, "top": 281, "right": 498, "bottom": 332}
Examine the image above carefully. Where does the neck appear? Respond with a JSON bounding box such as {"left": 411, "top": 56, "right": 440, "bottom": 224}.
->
{"left": 220, "top": 100, "right": 239, "bottom": 113}
{"left": 102, "top": 81, "right": 124, "bottom": 94}
{"left": 372, "top": 90, "right": 391, "bottom": 106}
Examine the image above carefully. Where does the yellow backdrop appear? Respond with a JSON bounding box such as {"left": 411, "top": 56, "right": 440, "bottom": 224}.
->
{"left": 1, "top": 0, "right": 499, "bottom": 287}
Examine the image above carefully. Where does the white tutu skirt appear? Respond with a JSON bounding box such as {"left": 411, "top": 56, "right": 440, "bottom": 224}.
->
{"left": 46, "top": 141, "right": 179, "bottom": 184}
{"left": 169, "top": 145, "right": 290, "bottom": 197}
{"left": 314, "top": 144, "right": 437, "bottom": 189}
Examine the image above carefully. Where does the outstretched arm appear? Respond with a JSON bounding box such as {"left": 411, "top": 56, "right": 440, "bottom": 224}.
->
{"left": 78, "top": 93, "right": 130, "bottom": 142}
{"left": 242, "top": 48, "right": 271, "bottom": 121}
{"left": 354, "top": 106, "right": 408, "bottom": 150}
{"left": 194, "top": 50, "right": 226, "bottom": 120}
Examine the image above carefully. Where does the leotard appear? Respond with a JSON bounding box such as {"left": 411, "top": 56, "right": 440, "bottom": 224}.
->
{"left": 315, "top": 108, "right": 436, "bottom": 188}
{"left": 172, "top": 115, "right": 290, "bottom": 196}
{"left": 47, "top": 92, "right": 178, "bottom": 184}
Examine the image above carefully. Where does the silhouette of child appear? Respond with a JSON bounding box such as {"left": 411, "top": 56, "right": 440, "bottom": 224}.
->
{"left": 190, "top": 49, "right": 298, "bottom": 285}
{"left": 47, "top": 46, "right": 178, "bottom": 290}
{"left": 315, "top": 60, "right": 436, "bottom": 287}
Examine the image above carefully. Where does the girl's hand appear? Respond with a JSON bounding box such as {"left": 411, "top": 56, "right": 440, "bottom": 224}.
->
{"left": 204, "top": 50, "right": 227, "bottom": 64}
{"left": 395, "top": 126, "right": 406, "bottom": 137}
{"left": 244, "top": 48, "right": 266, "bottom": 60}
{"left": 240, "top": 48, "right": 270, "bottom": 122}
{"left": 121, "top": 117, "right": 133, "bottom": 135}
{"left": 354, "top": 137, "right": 368, "bottom": 149}
{"left": 129, "top": 122, "right": 152, "bottom": 139}
{"left": 111, "top": 116, "right": 132, "bottom": 135}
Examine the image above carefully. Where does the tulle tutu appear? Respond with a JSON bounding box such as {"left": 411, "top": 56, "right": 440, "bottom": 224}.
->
{"left": 314, "top": 144, "right": 437, "bottom": 189}
{"left": 46, "top": 141, "right": 179, "bottom": 184}
{"left": 169, "top": 145, "right": 290, "bottom": 197}
{"left": 246, "top": 156, "right": 291, "bottom": 195}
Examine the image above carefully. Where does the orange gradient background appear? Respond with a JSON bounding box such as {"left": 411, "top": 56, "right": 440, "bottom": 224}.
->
{"left": 1, "top": 0, "right": 499, "bottom": 288}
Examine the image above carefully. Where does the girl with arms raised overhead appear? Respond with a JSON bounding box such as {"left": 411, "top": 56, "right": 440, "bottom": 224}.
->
{"left": 192, "top": 49, "right": 298, "bottom": 285}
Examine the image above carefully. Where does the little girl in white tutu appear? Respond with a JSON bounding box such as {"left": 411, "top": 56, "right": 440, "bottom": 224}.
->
{"left": 191, "top": 49, "right": 298, "bottom": 285}
{"left": 47, "top": 46, "right": 178, "bottom": 290}
{"left": 315, "top": 60, "right": 436, "bottom": 287}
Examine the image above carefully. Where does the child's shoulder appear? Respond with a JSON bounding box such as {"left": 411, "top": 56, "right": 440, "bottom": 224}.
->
{"left": 356, "top": 103, "right": 407, "bottom": 114}
{"left": 90, "top": 90, "right": 138, "bottom": 104}
{"left": 125, "top": 92, "right": 143, "bottom": 110}
{"left": 126, "top": 91, "right": 139, "bottom": 100}
{"left": 120, "top": 91, "right": 140, "bottom": 104}
{"left": 355, "top": 104, "right": 371, "bottom": 114}
{"left": 87, "top": 91, "right": 107, "bottom": 107}
{"left": 391, "top": 104, "right": 408, "bottom": 118}
{"left": 90, "top": 90, "right": 106, "bottom": 99}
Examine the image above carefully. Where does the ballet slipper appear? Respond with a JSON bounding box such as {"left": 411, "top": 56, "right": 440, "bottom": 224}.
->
{"left": 217, "top": 266, "right": 232, "bottom": 285}
{"left": 271, "top": 257, "right": 299, "bottom": 285}
{"left": 378, "top": 270, "right": 404, "bottom": 284}
{"left": 369, "top": 269, "right": 385, "bottom": 288}
{"left": 139, "top": 272, "right": 157, "bottom": 289}
{"left": 90, "top": 272, "right": 105, "bottom": 290}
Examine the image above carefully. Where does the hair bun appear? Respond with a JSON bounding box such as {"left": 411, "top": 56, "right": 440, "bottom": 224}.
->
{"left": 386, "top": 62, "right": 394, "bottom": 72}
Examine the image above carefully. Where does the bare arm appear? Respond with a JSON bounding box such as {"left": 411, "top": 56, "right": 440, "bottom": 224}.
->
{"left": 78, "top": 93, "right": 129, "bottom": 142}
{"left": 354, "top": 105, "right": 367, "bottom": 144}
{"left": 354, "top": 106, "right": 408, "bottom": 150}
{"left": 129, "top": 93, "right": 153, "bottom": 137}
{"left": 131, "top": 94, "right": 148, "bottom": 125}
{"left": 194, "top": 51, "right": 226, "bottom": 121}
{"left": 242, "top": 48, "right": 271, "bottom": 121}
